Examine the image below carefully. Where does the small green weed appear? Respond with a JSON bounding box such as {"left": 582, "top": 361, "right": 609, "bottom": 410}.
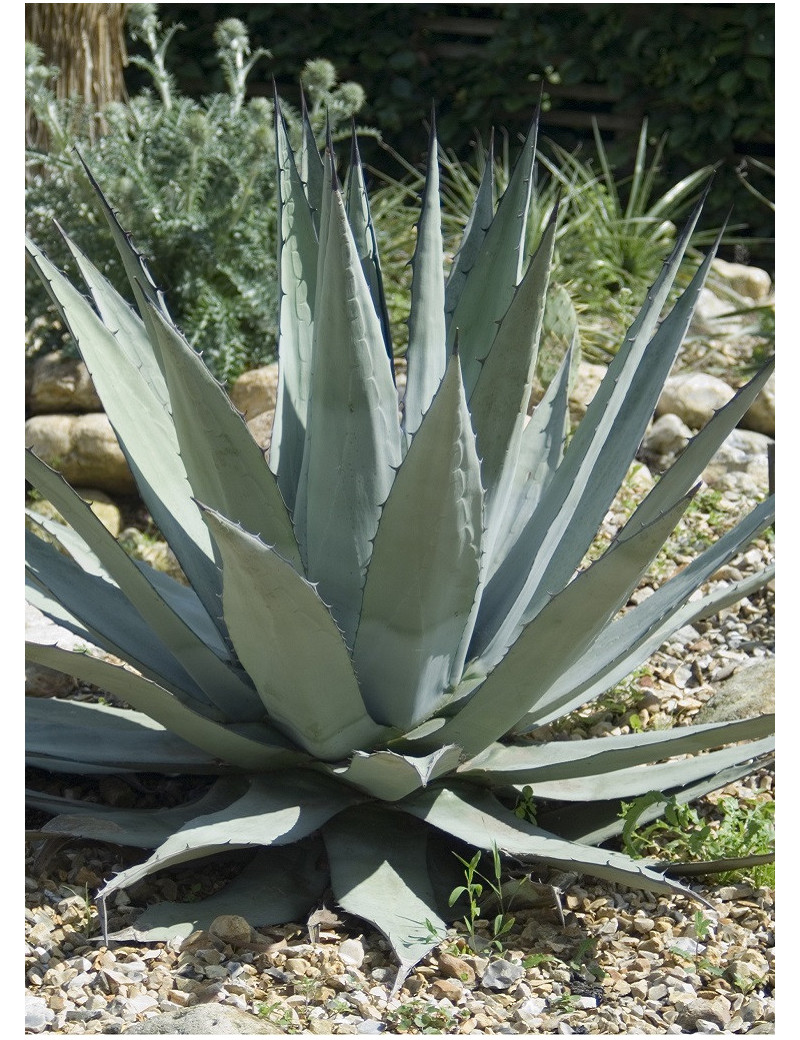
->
{"left": 513, "top": 785, "right": 538, "bottom": 823}
{"left": 621, "top": 792, "right": 775, "bottom": 887}
{"left": 568, "top": 936, "right": 607, "bottom": 981}
{"left": 552, "top": 992, "right": 583, "bottom": 1014}
{"left": 449, "top": 844, "right": 516, "bottom": 953}
{"left": 256, "top": 1002, "right": 297, "bottom": 1031}
{"left": 385, "top": 999, "right": 469, "bottom": 1034}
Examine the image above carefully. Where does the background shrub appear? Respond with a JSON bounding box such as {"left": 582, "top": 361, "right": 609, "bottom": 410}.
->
{"left": 150, "top": 2, "right": 774, "bottom": 268}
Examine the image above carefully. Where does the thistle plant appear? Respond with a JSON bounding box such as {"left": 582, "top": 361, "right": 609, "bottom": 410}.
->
{"left": 25, "top": 99, "right": 774, "bottom": 990}
{"left": 25, "top": 6, "right": 368, "bottom": 382}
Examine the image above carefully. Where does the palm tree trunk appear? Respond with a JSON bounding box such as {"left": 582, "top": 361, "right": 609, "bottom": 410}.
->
{"left": 25, "top": 3, "right": 129, "bottom": 147}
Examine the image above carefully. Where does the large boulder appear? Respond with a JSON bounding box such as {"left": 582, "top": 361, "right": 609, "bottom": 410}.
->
{"left": 25, "top": 412, "right": 136, "bottom": 495}
{"left": 694, "top": 658, "right": 775, "bottom": 724}
{"left": 742, "top": 371, "right": 775, "bottom": 437}
{"left": 123, "top": 1005, "right": 285, "bottom": 1034}
{"left": 710, "top": 258, "right": 772, "bottom": 303}
{"left": 26, "top": 351, "right": 102, "bottom": 414}
{"left": 701, "top": 428, "right": 772, "bottom": 495}
{"left": 656, "top": 372, "right": 735, "bottom": 430}
{"left": 229, "top": 363, "right": 280, "bottom": 420}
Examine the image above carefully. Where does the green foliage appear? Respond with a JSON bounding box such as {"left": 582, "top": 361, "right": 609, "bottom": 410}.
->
{"left": 373, "top": 120, "right": 719, "bottom": 367}
{"left": 448, "top": 845, "right": 517, "bottom": 953}
{"left": 621, "top": 792, "right": 775, "bottom": 887}
{"left": 154, "top": 3, "right": 774, "bottom": 257}
{"left": 385, "top": 999, "right": 470, "bottom": 1034}
{"left": 25, "top": 7, "right": 367, "bottom": 383}
{"left": 25, "top": 99, "right": 774, "bottom": 989}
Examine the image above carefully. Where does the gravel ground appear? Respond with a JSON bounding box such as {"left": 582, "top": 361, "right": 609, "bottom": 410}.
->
{"left": 25, "top": 476, "right": 775, "bottom": 1035}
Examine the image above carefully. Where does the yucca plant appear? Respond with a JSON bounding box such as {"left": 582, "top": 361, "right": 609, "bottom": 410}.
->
{"left": 25, "top": 99, "right": 774, "bottom": 989}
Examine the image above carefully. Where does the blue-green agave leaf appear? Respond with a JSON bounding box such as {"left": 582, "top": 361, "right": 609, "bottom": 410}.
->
{"left": 474, "top": 217, "right": 719, "bottom": 668}
{"left": 345, "top": 128, "right": 394, "bottom": 370}
{"left": 518, "top": 497, "right": 774, "bottom": 729}
{"left": 538, "top": 757, "right": 774, "bottom": 847}
{"left": 324, "top": 805, "right": 447, "bottom": 994}
{"left": 143, "top": 301, "right": 303, "bottom": 571}
{"left": 353, "top": 353, "right": 483, "bottom": 728}
{"left": 459, "top": 713, "right": 775, "bottom": 785}
{"left": 25, "top": 237, "right": 225, "bottom": 630}
{"left": 26, "top": 532, "right": 218, "bottom": 712}
{"left": 72, "top": 151, "right": 174, "bottom": 367}
{"left": 400, "top": 785, "right": 702, "bottom": 901}
{"left": 485, "top": 338, "right": 573, "bottom": 580}
{"left": 299, "top": 88, "right": 325, "bottom": 226}
{"left": 27, "top": 777, "right": 249, "bottom": 848}
{"left": 444, "top": 134, "right": 495, "bottom": 324}
{"left": 321, "top": 746, "right": 462, "bottom": 801}
{"left": 26, "top": 642, "right": 304, "bottom": 771}
{"left": 270, "top": 95, "right": 319, "bottom": 511}
{"left": 448, "top": 113, "right": 538, "bottom": 396}
{"left": 403, "top": 114, "right": 446, "bottom": 441}
{"left": 469, "top": 199, "right": 558, "bottom": 528}
{"left": 26, "top": 698, "right": 221, "bottom": 774}
{"left": 26, "top": 450, "right": 262, "bottom": 718}
{"left": 293, "top": 179, "right": 402, "bottom": 643}
{"left": 432, "top": 492, "right": 695, "bottom": 757}
{"left": 510, "top": 734, "right": 774, "bottom": 801}
{"left": 109, "top": 843, "right": 329, "bottom": 942}
{"left": 97, "top": 771, "right": 362, "bottom": 902}
{"left": 61, "top": 232, "right": 170, "bottom": 409}
{"left": 201, "top": 506, "right": 390, "bottom": 760}
{"left": 631, "top": 357, "right": 774, "bottom": 531}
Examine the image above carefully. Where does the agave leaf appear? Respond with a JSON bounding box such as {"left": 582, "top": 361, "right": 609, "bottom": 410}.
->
{"left": 27, "top": 777, "right": 249, "bottom": 848}
{"left": 73, "top": 151, "right": 174, "bottom": 365}
{"left": 26, "top": 451, "right": 262, "bottom": 718}
{"left": 474, "top": 216, "right": 719, "bottom": 667}
{"left": 293, "top": 180, "right": 402, "bottom": 643}
{"left": 459, "top": 714, "right": 775, "bottom": 785}
{"left": 299, "top": 88, "right": 325, "bottom": 225}
{"left": 26, "top": 643, "right": 305, "bottom": 770}
{"left": 97, "top": 770, "right": 363, "bottom": 901}
{"left": 26, "top": 572, "right": 100, "bottom": 649}
{"left": 26, "top": 508, "right": 108, "bottom": 579}
{"left": 321, "top": 746, "right": 462, "bottom": 801}
{"left": 469, "top": 199, "right": 558, "bottom": 530}
{"left": 485, "top": 338, "right": 573, "bottom": 580}
{"left": 26, "top": 533, "right": 217, "bottom": 711}
{"left": 26, "top": 512, "right": 231, "bottom": 665}
{"left": 538, "top": 757, "right": 775, "bottom": 847}
{"left": 632, "top": 358, "right": 775, "bottom": 530}
{"left": 353, "top": 353, "right": 483, "bottom": 728}
{"left": 25, "top": 237, "right": 224, "bottom": 629}
{"left": 345, "top": 128, "right": 394, "bottom": 370}
{"left": 512, "top": 734, "right": 774, "bottom": 801}
{"left": 26, "top": 698, "right": 221, "bottom": 774}
{"left": 434, "top": 493, "right": 695, "bottom": 758}
{"left": 444, "top": 134, "right": 495, "bottom": 324}
{"left": 108, "top": 842, "right": 329, "bottom": 942}
{"left": 324, "top": 805, "right": 447, "bottom": 992}
{"left": 201, "top": 506, "right": 390, "bottom": 760}
{"left": 143, "top": 300, "right": 303, "bottom": 571}
{"left": 270, "top": 95, "right": 319, "bottom": 510}
{"left": 403, "top": 114, "right": 447, "bottom": 441}
{"left": 518, "top": 497, "right": 774, "bottom": 729}
{"left": 61, "top": 233, "right": 170, "bottom": 409}
{"left": 448, "top": 112, "right": 539, "bottom": 396}
{"left": 401, "top": 785, "right": 702, "bottom": 901}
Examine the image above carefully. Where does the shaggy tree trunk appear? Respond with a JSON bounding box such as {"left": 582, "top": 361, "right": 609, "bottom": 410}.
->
{"left": 25, "top": 3, "right": 129, "bottom": 147}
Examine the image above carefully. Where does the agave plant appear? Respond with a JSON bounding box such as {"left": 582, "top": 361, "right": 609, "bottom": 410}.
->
{"left": 25, "top": 99, "right": 774, "bottom": 988}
